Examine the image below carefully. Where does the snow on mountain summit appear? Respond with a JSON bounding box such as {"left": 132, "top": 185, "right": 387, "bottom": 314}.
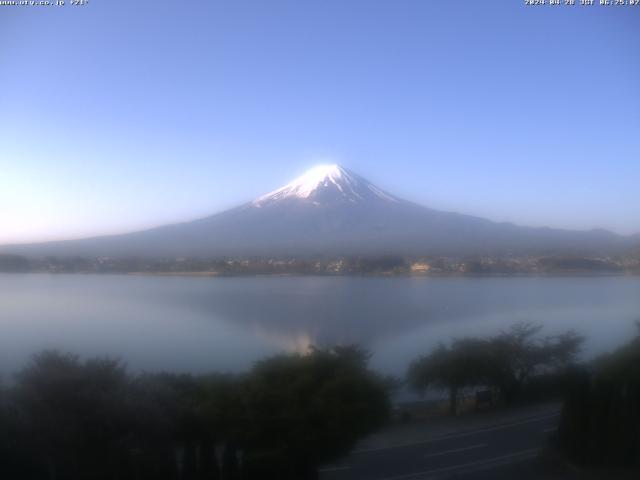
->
{"left": 252, "top": 164, "right": 399, "bottom": 207}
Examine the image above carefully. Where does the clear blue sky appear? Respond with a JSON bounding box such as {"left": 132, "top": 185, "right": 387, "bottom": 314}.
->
{"left": 1, "top": 0, "right": 639, "bottom": 243}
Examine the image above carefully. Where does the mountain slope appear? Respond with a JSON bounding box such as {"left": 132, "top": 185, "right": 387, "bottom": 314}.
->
{"left": 2, "top": 165, "right": 636, "bottom": 258}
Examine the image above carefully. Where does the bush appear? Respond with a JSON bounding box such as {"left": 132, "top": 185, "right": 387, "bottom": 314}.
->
{"left": 0, "top": 346, "right": 390, "bottom": 480}
{"left": 559, "top": 330, "right": 640, "bottom": 467}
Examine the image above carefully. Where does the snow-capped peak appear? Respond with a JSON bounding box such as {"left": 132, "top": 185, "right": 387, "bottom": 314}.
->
{"left": 252, "top": 164, "right": 399, "bottom": 207}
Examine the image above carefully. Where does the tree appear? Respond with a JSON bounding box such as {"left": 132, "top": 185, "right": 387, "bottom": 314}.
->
{"left": 128, "top": 372, "right": 214, "bottom": 480}
{"left": 559, "top": 323, "right": 640, "bottom": 467}
{"left": 407, "top": 338, "right": 489, "bottom": 415}
{"left": 14, "top": 351, "right": 131, "bottom": 480}
{"left": 241, "top": 345, "right": 390, "bottom": 480}
{"left": 200, "top": 374, "right": 244, "bottom": 480}
{"left": 4, "top": 346, "right": 390, "bottom": 480}
{"left": 0, "top": 377, "right": 42, "bottom": 479}
{"left": 486, "top": 322, "right": 584, "bottom": 404}
{"left": 407, "top": 323, "right": 585, "bottom": 412}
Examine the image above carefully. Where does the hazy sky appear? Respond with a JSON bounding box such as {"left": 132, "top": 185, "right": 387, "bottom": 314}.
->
{"left": 1, "top": 0, "right": 639, "bottom": 244}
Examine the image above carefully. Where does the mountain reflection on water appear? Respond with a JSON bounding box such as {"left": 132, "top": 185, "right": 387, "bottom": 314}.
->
{"left": 1, "top": 274, "right": 639, "bottom": 376}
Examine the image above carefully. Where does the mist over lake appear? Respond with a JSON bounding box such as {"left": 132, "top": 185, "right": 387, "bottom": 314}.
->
{"left": 1, "top": 274, "right": 639, "bottom": 377}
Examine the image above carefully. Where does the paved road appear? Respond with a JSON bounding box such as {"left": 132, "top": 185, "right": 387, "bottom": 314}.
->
{"left": 320, "top": 407, "right": 565, "bottom": 480}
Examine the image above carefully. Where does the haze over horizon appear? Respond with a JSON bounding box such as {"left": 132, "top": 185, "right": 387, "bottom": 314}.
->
{"left": 2, "top": 0, "right": 639, "bottom": 244}
{"left": 2, "top": 163, "right": 639, "bottom": 248}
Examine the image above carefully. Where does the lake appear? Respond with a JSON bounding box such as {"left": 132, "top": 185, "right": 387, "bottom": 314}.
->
{"left": 1, "top": 274, "right": 639, "bottom": 377}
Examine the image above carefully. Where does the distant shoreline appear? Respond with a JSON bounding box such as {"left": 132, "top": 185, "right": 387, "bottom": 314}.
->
{"left": 125, "top": 271, "right": 638, "bottom": 278}
{"left": 2, "top": 252, "right": 638, "bottom": 277}
{"left": 127, "top": 271, "right": 222, "bottom": 277}
{"left": 2, "top": 270, "right": 637, "bottom": 279}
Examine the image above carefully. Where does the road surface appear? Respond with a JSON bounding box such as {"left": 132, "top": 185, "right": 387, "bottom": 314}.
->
{"left": 319, "top": 404, "right": 570, "bottom": 480}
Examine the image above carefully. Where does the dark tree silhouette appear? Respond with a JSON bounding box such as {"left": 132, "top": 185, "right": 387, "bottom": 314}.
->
{"left": 407, "top": 338, "right": 489, "bottom": 415}
{"left": 241, "top": 345, "right": 390, "bottom": 479}
{"left": 486, "top": 323, "right": 584, "bottom": 404}
{"left": 0, "top": 346, "right": 390, "bottom": 480}
{"left": 408, "top": 323, "right": 585, "bottom": 413}
{"left": 559, "top": 323, "right": 640, "bottom": 467}
{"left": 13, "top": 351, "right": 131, "bottom": 480}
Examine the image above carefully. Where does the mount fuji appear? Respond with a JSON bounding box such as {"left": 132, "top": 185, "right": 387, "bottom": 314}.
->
{"left": 2, "top": 165, "right": 636, "bottom": 258}
{"left": 252, "top": 164, "right": 401, "bottom": 207}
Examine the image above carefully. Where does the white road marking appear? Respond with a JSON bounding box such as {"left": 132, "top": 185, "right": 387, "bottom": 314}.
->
{"left": 375, "top": 448, "right": 541, "bottom": 480}
{"left": 354, "top": 412, "right": 559, "bottom": 454}
{"left": 542, "top": 427, "right": 557, "bottom": 433}
{"left": 423, "top": 443, "right": 487, "bottom": 459}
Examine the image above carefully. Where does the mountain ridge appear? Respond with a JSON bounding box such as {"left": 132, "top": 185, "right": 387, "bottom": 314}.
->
{"left": 2, "top": 165, "right": 638, "bottom": 258}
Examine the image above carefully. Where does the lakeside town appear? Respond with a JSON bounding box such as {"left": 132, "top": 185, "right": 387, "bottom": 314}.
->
{"left": 2, "top": 252, "right": 639, "bottom": 276}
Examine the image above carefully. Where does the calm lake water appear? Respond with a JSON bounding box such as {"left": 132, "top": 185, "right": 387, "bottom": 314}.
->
{"left": 1, "top": 274, "right": 639, "bottom": 377}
